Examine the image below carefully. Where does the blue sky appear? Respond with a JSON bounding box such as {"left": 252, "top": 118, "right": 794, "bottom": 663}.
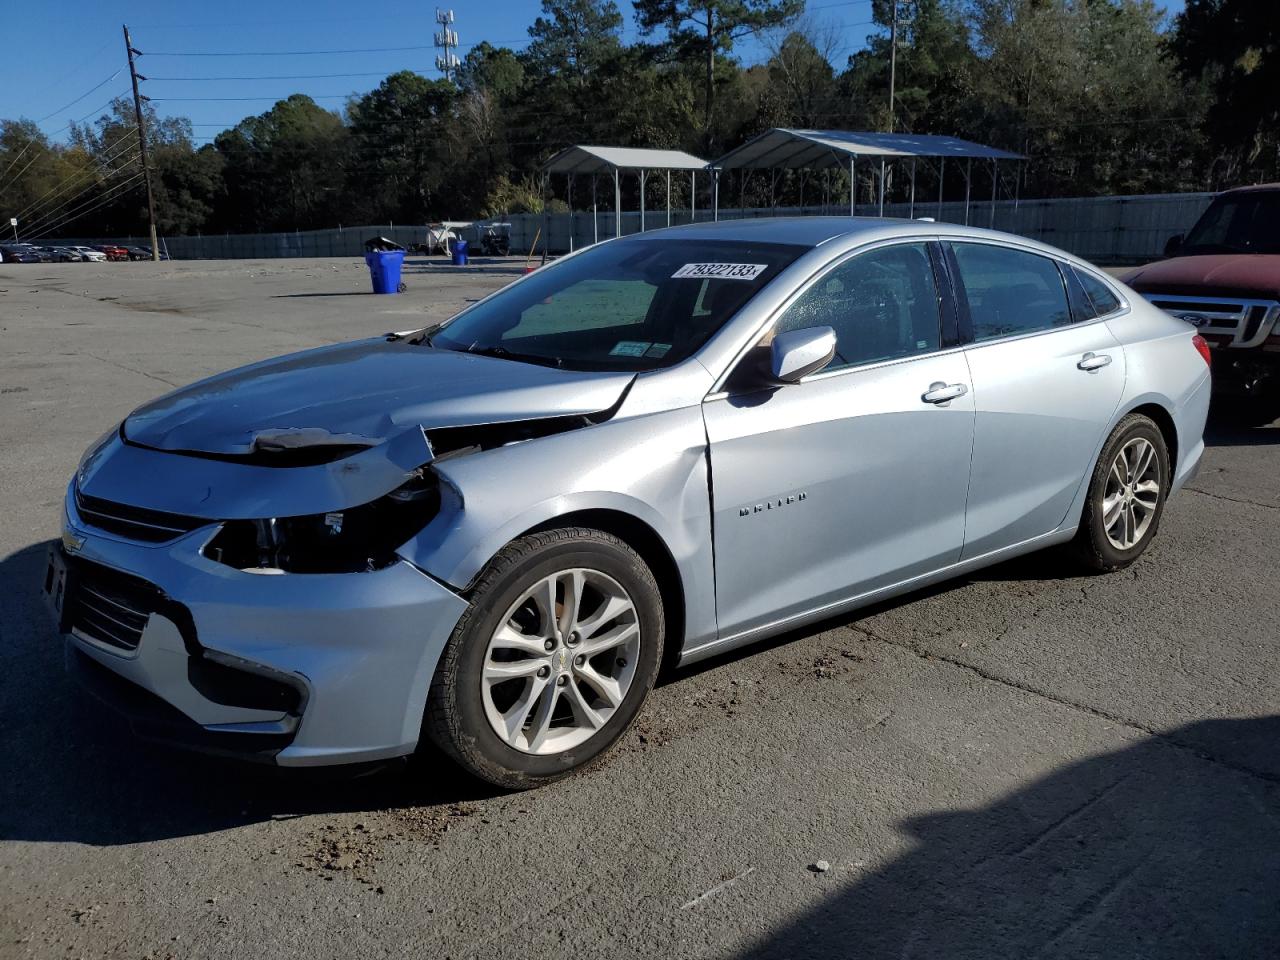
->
{"left": 3, "top": 0, "right": 1184, "bottom": 147}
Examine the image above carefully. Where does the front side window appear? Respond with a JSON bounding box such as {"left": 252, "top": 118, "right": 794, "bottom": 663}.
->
{"left": 428, "top": 239, "right": 805, "bottom": 371}
{"left": 952, "top": 242, "right": 1071, "bottom": 341}
{"left": 771, "top": 242, "right": 942, "bottom": 371}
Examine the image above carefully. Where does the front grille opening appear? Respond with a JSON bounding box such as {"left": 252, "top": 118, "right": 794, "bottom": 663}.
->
{"left": 1242, "top": 306, "right": 1267, "bottom": 343}
{"left": 75, "top": 488, "right": 209, "bottom": 544}
{"left": 66, "top": 559, "right": 166, "bottom": 652}
{"left": 187, "top": 655, "right": 305, "bottom": 714}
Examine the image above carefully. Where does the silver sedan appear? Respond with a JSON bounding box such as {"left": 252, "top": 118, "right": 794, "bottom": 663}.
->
{"left": 47, "top": 218, "right": 1211, "bottom": 787}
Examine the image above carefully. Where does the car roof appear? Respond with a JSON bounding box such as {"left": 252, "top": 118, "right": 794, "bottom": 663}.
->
{"left": 1222, "top": 182, "right": 1280, "bottom": 195}
{"left": 614, "top": 215, "right": 1085, "bottom": 261}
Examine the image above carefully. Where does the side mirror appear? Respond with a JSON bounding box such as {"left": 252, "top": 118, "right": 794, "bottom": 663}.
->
{"left": 1164, "top": 234, "right": 1184, "bottom": 257}
{"left": 770, "top": 326, "right": 837, "bottom": 384}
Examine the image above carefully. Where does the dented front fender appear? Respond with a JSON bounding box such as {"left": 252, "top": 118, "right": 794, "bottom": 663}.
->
{"left": 399, "top": 405, "right": 719, "bottom": 650}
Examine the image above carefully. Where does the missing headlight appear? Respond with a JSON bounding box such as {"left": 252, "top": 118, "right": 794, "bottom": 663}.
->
{"left": 203, "top": 471, "right": 440, "bottom": 574}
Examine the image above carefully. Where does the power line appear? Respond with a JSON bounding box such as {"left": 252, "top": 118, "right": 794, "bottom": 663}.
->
{"left": 145, "top": 44, "right": 437, "bottom": 57}
{"left": 151, "top": 95, "right": 354, "bottom": 102}
{"left": 33, "top": 68, "right": 127, "bottom": 124}
{"left": 148, "top": 71, "right": 398, "bottom": 81}
{"left": 0, "top": 140, "right": 37, "bottom": 183}
{"left": 6, "top": 132, "right": 141, "bottom": 227}
{"left": 17, "top": 159, "right": 142, "bottom": 240}
{"left": 21, "top": 170, "right": 147, "bottom": 241}
{"left": 17, "top": 156, "right": 143, "bottom": 239}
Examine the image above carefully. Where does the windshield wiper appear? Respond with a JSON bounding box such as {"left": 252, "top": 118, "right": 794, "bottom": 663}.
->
{"left": 465, "top": 344, "right": 564, "bottom": 368}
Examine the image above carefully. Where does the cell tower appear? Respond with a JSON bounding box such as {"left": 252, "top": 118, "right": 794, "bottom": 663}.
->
{"left": 434, "top": 9, "right": 460, "bottom": 82}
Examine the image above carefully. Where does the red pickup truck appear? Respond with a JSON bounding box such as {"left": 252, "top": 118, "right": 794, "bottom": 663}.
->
{"left": 1122, "top": 184, "right": 1280, "bottom": 396}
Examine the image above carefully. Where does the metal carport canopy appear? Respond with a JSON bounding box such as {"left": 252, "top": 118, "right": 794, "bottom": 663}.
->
{"left": 542, "top": 145, "right": 709, "bottom": 174}
{"left": 540, "top": 146, "right": 711, "bottom": 243}
{"left": 712, "top": 127, "right": 1027, "bottom": 224}
{"left": 713, "top": 128, "right": 1025, "bottom": 169}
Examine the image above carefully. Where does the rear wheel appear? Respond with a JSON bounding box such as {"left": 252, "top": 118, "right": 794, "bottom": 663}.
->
{"left": 1072, "top": 413, "right": 1169, "bottom": 571}
{"left": 425, "top": 528, "right": 664, "bottom": 789}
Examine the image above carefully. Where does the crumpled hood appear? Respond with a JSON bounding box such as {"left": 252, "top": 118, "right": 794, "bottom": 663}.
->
{"left": 1122, "top": 254, "right": 1280, "bottom": 300}
{"left": 124, "top": 338, "right": 634, "bottom": 455}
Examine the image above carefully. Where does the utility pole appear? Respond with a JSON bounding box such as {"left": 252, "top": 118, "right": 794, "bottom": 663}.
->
{"left": 123, "top": 25, "right": 159, "bottom": 261}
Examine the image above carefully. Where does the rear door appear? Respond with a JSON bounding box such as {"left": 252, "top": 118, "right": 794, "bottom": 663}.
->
{"left": 704, "top": 240, "right": 976, "bottom": 640}
{"left": 947, "top": 240, "right": 1126, "bottom": 559}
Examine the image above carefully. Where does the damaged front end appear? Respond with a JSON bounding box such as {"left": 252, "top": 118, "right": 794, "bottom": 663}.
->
{"left": 202, "top": 468, "right": 440, "bottom": 574}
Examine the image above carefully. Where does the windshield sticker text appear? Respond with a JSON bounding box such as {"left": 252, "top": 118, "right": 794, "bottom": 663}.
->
{"left": 609, "top": 341, "right": 651, "bottom": 357}
{"left": 672, "top": 263, "right": 768, "bottom": 281}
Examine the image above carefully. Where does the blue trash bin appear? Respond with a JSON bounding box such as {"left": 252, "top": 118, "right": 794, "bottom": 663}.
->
{"left": 451, "top": 240, "right": 469, "bottom": 266}
{"left": 364, "top": 250, "right": 405, "bottom": 294}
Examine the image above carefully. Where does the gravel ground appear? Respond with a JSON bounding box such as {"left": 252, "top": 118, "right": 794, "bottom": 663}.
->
{"left": 1, "top": 256, "right": 1277, "bottom": 960}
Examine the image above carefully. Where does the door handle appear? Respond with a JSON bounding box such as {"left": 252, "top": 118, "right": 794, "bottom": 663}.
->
{"left": 922, "top": 382, "right": 968, "bottom": 405}
{"left": 1077, "top": 352, "right": 1113, "bottom": 372}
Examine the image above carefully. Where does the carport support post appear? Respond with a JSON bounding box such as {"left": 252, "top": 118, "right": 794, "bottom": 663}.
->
{"left": 613, "top": 168, "right": 621, "bottom": 238}
{"left": 666, "top": 170, "right": 671, "bottom": 227}
{"left": 592, "top": 176, "right": 598, "bottom": 245}
{"left": 690, "top": 170, "right": 696, "bottom": 222}
{"left": 567, "top": 173, "right": 575, "bottom": 251}
{"left": 849, "top": 156, "right": 855, "bottom": 216}
{"left": 990, "top": 159, "right": 998, "bottom": 228}
{"left": 713, "top": 169, "right": 720, "bottom": 222}
{"left": 964, "top": 158, "right": 972, "bottom": 225}
{"left": 639, "top": 169, "right": 646, "bottom": 233}
{"left": 878, "top": 158, "right": 886, "bottom": 216}
{"left": 937, "top": 157, "right": 945, "bottom": 219}
{"left": 909, "top": 159, "right": 917, "bottom": 218}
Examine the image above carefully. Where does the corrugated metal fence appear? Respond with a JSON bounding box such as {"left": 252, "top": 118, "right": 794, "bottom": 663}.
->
{"left": 65, "top": 191, "right": 1216, "bottom": 265}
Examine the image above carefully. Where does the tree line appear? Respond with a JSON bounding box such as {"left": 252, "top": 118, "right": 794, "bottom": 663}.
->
{"left": 0, "top": 0, "right": 1275, "bottom": 241}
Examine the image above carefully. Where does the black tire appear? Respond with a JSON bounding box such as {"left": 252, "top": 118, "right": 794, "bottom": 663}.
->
{"left": 425, "top": 527, "right": 664, "bottom": 789}
{"left": 1071, "top": 413, "right": 1170, "bottom": 572}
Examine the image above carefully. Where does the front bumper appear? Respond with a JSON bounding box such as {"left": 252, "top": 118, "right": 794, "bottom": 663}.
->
{"left": 45, "top": 482, "right": 468, "bottom": 766}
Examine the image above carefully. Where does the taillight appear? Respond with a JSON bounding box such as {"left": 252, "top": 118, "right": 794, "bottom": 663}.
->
{"left": 1191, "top": 333, "right": 1211, "bottom": 367}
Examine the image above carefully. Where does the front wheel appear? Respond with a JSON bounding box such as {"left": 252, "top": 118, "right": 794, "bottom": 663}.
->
{"left": 425, "top": 528, "right": 664, "bottom": 789}
{"left": 1072, "top": 413, "right": 1170, "bottom": 572}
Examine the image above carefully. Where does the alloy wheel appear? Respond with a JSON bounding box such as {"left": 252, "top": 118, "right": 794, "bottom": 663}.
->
{"left": 1102, "top": 436, "right": 1161, "bottom": 550}
{"left": 480, "top": 568, "right": 641, "bottom": 755}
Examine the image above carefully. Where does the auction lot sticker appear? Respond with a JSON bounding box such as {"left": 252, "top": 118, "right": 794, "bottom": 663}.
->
{"left": 672, "top": 263, "right": 768, "bottom": 280}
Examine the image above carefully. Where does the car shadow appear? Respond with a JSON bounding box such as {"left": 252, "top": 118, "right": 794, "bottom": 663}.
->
{"left": 734, "top": 715, "right": 1280, "bottom": 958}
{"left": 1204, "top": 393, "right": 1280, "bottom": 445}
{"left": 0, "top": 541, "right": 502, "bottom": 848}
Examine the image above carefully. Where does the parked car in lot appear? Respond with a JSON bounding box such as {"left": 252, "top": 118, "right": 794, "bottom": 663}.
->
{"left": 1123, "top": 183, "right": 1280, "bottom": 397}
{"left": 0, "top": 243, "right": 42, "bottom": 263}
{"left": 67, "top": 245, "right": 108, "bottom": 262}
{"left": 92, "top": 244, "right": 129, "bottom": 262}
{"left": 38, "top": 245, "right": 81, "bottom": 262}
{"left": 123, "top": 245, "right": 168, "bottom": 261}
{"left": 46, "top": 219, "right": 1210, "bottom": 787}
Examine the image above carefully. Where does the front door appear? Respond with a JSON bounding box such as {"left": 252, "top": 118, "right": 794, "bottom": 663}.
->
{"left": 704, "top": 241, "right": 976, "bottom": 641}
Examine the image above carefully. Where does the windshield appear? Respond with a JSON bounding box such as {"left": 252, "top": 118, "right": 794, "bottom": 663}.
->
{"left": 426, "top": 238, "right": 807, "bottom": 371}
{"left": 1182, "top": 192, "right": 1280, "bottom": 255}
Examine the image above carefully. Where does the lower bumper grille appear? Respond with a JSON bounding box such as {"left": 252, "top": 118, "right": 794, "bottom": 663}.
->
{"left": 65, "top": 560, "right": 165, "bottom": 652}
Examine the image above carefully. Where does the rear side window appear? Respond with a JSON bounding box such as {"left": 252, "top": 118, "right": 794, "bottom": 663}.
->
{"left": 952, "top": 243, "right": 1071, "bottom": 341}
{"left": 773, "top": 242, "right": 942, "bottom": 371}
{"left": 1073, "top": 267, "right": 1122, "bottom": 317}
